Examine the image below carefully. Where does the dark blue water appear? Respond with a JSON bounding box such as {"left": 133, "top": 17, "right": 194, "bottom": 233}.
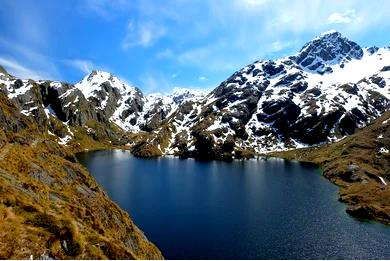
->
{"left": 77, "top": 150, "right": 390, "bottom": 259}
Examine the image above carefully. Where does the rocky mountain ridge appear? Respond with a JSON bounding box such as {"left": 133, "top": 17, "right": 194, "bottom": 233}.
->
{"left": 0, "top": 31, "right": 390, "bottom": 160}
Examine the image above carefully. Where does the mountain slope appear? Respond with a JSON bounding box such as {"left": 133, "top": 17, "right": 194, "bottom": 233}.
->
{"left": 0, "top": 90, "right": 163, "bottom": 259}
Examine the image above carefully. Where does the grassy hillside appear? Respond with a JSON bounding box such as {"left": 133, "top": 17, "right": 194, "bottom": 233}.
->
{"left": 0, "top": 92, "right": 163, "bottom": 259}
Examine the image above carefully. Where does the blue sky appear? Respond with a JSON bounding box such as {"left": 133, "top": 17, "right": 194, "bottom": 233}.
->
{"left": 0, "top": 0, "right": 389, "bottom": 94}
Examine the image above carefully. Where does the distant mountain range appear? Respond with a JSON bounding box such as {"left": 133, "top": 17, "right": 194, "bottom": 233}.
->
{"left": 1, "top": 30, "right": 390, "bottom": 160}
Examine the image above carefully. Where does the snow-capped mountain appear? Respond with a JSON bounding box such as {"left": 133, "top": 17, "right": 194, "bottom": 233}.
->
{"left": 0, "top": 66, "right": 207, "bottom": 146}
{"left": 142, "top": 31, "right": 390, "bottom": 158}
{"left": 0, "top": 31, "right": 389, "bottom": 159}
{"left": 71, "top": 71, "right": 208, "bottom": 132}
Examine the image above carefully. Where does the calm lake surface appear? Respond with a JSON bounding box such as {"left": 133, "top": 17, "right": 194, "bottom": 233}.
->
{"left": 77, "top": 150, "right": 390, "bottom": 259}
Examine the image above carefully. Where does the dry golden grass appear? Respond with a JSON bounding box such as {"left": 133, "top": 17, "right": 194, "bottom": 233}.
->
{"left": 0, "top": 141, "right": 163, "bottom": 259}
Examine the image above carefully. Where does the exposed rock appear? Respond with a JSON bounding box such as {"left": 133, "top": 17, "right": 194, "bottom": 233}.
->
{"left": 346, "top": 205, "right": 373, "bottom": 220}
{"left": 131, "top": 142, "right": 162, "bottom": 157}
{"left": 293, "top": 31, "right": 363, "bottom": 74}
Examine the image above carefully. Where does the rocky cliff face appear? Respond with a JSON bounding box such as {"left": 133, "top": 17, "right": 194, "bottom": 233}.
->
{"left": 1, "top": 31, "right": 390, "bottom": 160}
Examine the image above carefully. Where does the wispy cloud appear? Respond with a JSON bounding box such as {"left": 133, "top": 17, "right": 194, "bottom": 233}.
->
{"left": 0, "top": 56, "right": 53, "bottom": 80}
{"left": 65, "top": 58, "right": 132, "bottom": 84}
{"left": 0, "top": 37, "right": 60, "bottom": 80}
{"left": 328, "top": 10, "right": 356, "bottom": 24}
{"left": 270, "top": 41, "right": 292, "bottom": 52}
{"left": 65, "top": 59, "right": 98, "bottom": 74}
{"left": 199, "top": 76, "right": 208, "bottom": 81}
{"left": 122, "top": 20, "right": 167, "bottom": 49}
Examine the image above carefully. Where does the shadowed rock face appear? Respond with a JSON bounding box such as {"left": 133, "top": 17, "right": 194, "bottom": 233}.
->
{"left": 292, "top": 31, "right": 364, "bottom": 74}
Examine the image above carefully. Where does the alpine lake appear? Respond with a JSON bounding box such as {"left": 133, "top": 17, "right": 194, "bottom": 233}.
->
{"left": 77, "top": 150, "right": 390, "bottom": 259}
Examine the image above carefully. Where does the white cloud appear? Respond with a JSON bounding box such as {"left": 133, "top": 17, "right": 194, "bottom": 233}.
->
{"left": 122, "top": 21, "right": 167, "bottom": 49}
{"left": 0, "top": 38, "right": 61, "bottom": 80}
{"left": 270, "top": 41, "right": 292, "bottom": 52}
{"left": 199, "top": 76, "right": 207, "bottom": 81}
{"left": 65, "top": 59, "right": 98, "bottom": 74}
{"left": 0, "top": 56, "right": 51, "bottom": 80}
{"left": 171, "top": 74, "right": 177, "bottom": 78}
{"left": 328, "top": 10, "right": 356, "bottom": 24}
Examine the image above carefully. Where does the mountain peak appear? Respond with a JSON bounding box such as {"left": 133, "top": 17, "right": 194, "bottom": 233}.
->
{"left": 76, "top": 70, "right": 138, "bottom": 100}
{"left": 319, "top": 29, "right": 339, "bottom": 37}
{"left": 308, "top": 30, "right": 345, "bottom": 46}
{"left": 86, "top": 70, "right": 113, "bottom": 82}
{"left": 293, "top": 30, "right": 363, "bottom": 74}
